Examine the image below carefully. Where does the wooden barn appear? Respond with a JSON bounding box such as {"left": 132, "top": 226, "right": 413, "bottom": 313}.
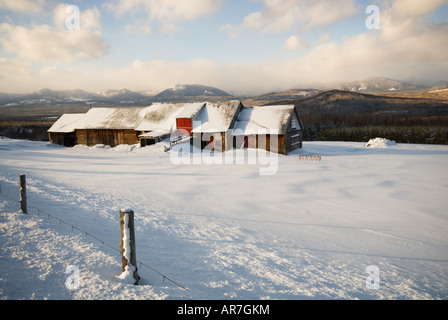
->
{"left": 232, "top": 105, "right": 303, "bottom": 155}
{"left": 48, "top": 113, "right": 86, "bottom": 147}
{"left": 191, "top": 100, "right": 243, "bottom": 151}
{"left": 74, "top": 107, "right": 148, "bottom": 147}
{"left": 48, "top": 100, "right": 304, "bottom": 155}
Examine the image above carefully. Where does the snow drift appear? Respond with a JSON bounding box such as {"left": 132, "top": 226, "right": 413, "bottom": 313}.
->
{"left": 0, "top": 138, "right": 447, "bottom": 300}
{"left": 365, "top": 137, "right": 397, "bottom": 148}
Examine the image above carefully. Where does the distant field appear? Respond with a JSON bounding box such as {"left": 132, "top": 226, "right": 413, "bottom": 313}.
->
{"left": 0, "top": 104, "right": 94, "bottom": 121}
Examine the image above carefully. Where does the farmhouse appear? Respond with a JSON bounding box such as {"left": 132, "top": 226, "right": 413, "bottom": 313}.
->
{"left": 232, "top": 105, "right": 303, "bottom": 155}
{"left": 48, "top": 100, "right": 304, "bottom": 154}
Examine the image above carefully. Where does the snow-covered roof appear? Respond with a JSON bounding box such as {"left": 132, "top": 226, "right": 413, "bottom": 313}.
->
{"left": 47, "top": 113, "right": 86, "bottom": 133}
{"left": 48, "top": 101, "right": 244, "bottom": 134}
{"left": 139, "top": 130, "right": 171, "bottom": 138}
{"left": 191, "top": 100, "right": 242, "bottom": 133}
{"left": 176, "top": 102, "right": 205, "bottom": 118}
{"left": 78, "top": 107, "right": 150, "bottom": 130}
{"left": 232, "top": 105, "right": 295, "bottom": 135}
{"left": 135, "top": 103, "right": 180, "bottom": 132}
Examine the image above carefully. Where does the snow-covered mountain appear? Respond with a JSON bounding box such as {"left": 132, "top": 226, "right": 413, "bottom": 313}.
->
{"left": 0, "top": 88, "right": 101, "bottom": 106}
{"left": 154, "top": 84, "right": 232, "bottom": 100}
{"left": 335, "top": 77, "right": 431, "bottom": 93}
{"left": 95, "top": 89, "right": 151, "bottom": 104}
{"left": 96, "top": 89, "right": 144, "bottom": 99}
{"left": 0, "top": 85, "right": 232, "bottom": 106}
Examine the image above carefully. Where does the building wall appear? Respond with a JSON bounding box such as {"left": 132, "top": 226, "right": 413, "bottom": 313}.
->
{"left": 232, "top": 134, "right": 287, "bottom": 155}
{"left": 285, "top": 109, "right": 303, "bottom": 154}
{"left": 48, "top": 132, "right": 76, "bottom": 147}
{"left": 76, "top": 129, "right": 139, "bottom": 147}
{"left": 49, "top": 132, "right": 64, "bottom": 145}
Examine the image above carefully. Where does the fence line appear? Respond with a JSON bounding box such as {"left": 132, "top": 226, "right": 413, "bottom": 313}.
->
{"left": 0, "top": 184, "right": 188, "bottom": 291}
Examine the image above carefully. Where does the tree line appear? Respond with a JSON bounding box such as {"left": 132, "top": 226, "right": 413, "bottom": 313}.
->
{"left": 301, "top": 113, "right": 448, "bottom": 144}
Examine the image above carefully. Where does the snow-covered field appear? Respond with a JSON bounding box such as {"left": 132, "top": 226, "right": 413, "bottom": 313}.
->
{"left": 0, "top": 138, "right": 447, "bottom": 300}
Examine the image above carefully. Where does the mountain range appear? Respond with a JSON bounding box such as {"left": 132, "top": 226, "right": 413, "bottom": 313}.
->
{"left": 0, "top": 84, "right": 233, "bottom": 107}
{"left": 332, "top": 77, "right": 448, "bottom": 93}
{"left": 0, "top": 78, "right": 447, "bottom": 107}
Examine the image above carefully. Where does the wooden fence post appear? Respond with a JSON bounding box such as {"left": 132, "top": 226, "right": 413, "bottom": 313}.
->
{"left": 119, "top": 209, "right": 140, "bottom": 284}
{"left": 19, "top": 174, "right": 27, "bottom": 214}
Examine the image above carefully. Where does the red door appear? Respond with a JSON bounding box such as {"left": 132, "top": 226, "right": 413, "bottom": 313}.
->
{"left": 176, "top": 118, "right": 192, "bottom": 133}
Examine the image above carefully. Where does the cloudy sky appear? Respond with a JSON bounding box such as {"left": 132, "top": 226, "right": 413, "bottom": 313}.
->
{"left": 0, "top": 0, "right": 447, "bottom": 95}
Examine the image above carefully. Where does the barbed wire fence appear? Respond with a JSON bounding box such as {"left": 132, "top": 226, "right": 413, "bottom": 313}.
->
{"left": 0, "top": 178, "right": 188, "bottom": 291}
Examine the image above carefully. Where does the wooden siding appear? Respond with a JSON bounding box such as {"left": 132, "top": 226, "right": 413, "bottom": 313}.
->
{"left": 75, "top": 129, "right": 139, "bottom": 147}
{"left": 48, "top": 132, "right": 76, "bottom": 147}
{"left": 232, "top": 134, "right": 287, "bottom": 155}
{"left": 284, "top": 109, "right": 303, "bottom": 154}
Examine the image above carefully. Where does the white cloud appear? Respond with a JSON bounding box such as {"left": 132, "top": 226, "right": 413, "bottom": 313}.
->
{"left": 1, "top": 1, "right": 447, "bottom": 95}
{"left": 0, "top": 0, "right": 46, "bottom": 13}
{"left": 222, "top": 0, "right": 358, "bottom": 37}
{"left": 0, "top": 4, "right": 109, "bottom": 62}
{"left": 106, "top": 0, "right": 224, "bottom": 35}
{"left": 124, "top": 21, "right": 152, "bottom": 35}
{"left": 103, "top": 1, "right": 448, "bottom": 95}
{"left": 316, "top": 33, "right": 330, "bottom": 45}
{"left": 389, "top": 0, "right": 447, "bottom": 19}
{"left": 283, "top": 35, "right": 306, "bottom": 51}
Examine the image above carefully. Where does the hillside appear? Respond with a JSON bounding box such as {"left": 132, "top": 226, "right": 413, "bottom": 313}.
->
{"left": 273, "top": 89, "right": 448, "bottom": 116}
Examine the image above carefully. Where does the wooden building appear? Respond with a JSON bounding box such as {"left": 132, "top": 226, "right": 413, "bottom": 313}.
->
{"left": 48, "top": 113, "right": 86, "bottom": 147}
{"left": 48, "top": 100, "right": 304, "bottom": 155}
{"left": 74, "top": 107, "right": 147, "bottom": 147}
{"left": 232, "top": 105, "right": 303, "bottom": 155}
{"left": 191, "top": 100, "right": 243, "bottom": 151}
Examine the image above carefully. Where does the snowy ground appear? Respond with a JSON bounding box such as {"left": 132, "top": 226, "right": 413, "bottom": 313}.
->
{"left": 0, "top": 138, "right": 447, "bottom": 300}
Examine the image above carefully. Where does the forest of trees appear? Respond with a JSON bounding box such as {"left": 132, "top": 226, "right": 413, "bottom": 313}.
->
{"left": 0, "top": 121, "right": 52, "bottom": 141}
{"left": 300, "top": 112, "right": 448, "bottom": 144}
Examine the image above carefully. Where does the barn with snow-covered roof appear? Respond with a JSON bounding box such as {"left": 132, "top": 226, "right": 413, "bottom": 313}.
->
{"left": 48, "top": 100, "right": 303, "bottom": 154}
{"left": 191, "top": 100, "right": 243, "bottom": 151}
{"left": 74, "top": 107, "right": 149, "bottom": 147}
{"left": 48, "top": 113, "right": 87, "bottom": 147}
{"left": 232, "top": 105, "right": 303, "bottom": 155}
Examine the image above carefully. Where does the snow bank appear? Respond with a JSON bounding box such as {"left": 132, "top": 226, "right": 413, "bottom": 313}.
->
{"left": 71, "top": 143, "right": 141, "bottom": 153}
{"left": 365, "top": 137, "right": 396, "bottom": 148}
